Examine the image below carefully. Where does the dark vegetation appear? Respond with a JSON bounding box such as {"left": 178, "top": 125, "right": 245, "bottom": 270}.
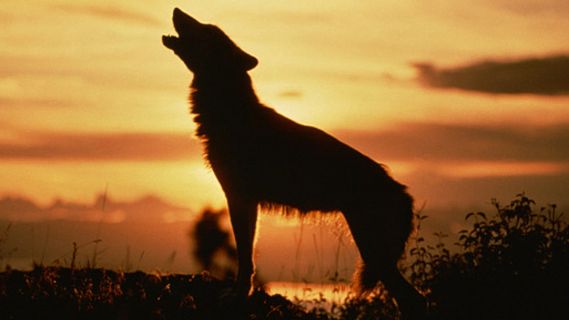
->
{"left": 190, "top": 208, "right": 237, "bottom": 280}
{"left": 407, "top": 194, "right": 569, "bottom": 319}
{"left": 0, "top": 267, "right": 322, "bottom": 320}
{"left": 0, "top": 194, "right": 567, "bottom": 319}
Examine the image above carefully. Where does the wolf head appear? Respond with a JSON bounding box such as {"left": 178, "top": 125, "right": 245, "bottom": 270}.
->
{"left": 162, "top": 8, "right": 258, "bottom": 75}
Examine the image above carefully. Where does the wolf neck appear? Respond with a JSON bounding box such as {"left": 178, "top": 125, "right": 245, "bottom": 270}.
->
{"left": 190, "top": 72, "right": 260, "bottom": 139}
{"left": 191, "top": 73, "right": 259, "bottom": 110}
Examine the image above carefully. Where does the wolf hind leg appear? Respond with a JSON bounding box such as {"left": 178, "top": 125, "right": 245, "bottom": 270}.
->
{"left": 358, "top": 261, "right": 427, "bottom": 320}
{"left": 344, "top": 203, "right": 426, "bottom": 319}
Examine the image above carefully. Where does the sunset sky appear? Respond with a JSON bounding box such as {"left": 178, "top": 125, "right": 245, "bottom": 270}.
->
{"left": 1, "top": 1, "right": 568, "bottom": 277}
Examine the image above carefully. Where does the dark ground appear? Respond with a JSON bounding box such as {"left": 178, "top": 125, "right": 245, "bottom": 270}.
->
{"left": 0, "top": 266, "right": 332, "bottom": 320}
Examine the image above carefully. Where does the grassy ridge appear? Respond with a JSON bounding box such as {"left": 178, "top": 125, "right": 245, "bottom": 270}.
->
{"left": 0, "top": 267, "right": 322, "bottom": 320}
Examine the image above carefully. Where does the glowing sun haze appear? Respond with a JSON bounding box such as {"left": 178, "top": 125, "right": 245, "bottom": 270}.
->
{"left": 1, "top": 0, "right": 569, "bottom": 215}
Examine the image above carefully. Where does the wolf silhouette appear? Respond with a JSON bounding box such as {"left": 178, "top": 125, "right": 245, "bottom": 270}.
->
{"left": 163, "top": 8, "right": 426, "bottom": 319}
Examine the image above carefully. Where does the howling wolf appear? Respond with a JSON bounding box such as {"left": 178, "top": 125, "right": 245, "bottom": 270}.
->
{"left": 163, "top": 8, "right": 426, "bottom": 319}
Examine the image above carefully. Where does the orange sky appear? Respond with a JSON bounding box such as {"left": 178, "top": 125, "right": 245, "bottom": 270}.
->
{"left": 1, "top": 1, "right": 569, "bottom": 275}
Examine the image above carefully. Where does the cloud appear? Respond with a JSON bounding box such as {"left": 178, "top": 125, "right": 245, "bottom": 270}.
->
{"left": 0, "top": 195, "right": 123, "bottom": 223}
{"left": 278, "top": 90, "right": 303, "bottom": 99}
{"left": 0, "top": 131, "right": 201, "bottom": 162}
{"left": 337, "top": 122, "right": 569, "bottom": 163}
{"left": 52, "top": 4, "right": 160, "bottom": 26}
{"left": 0, "top": 97, "right": 77, "bottom": 108}
{"left": 485, "top": 0, "right": 569, "bottom": 16}
{"left": 0, "top": 193, "right": 193, "bottom": 223}
{"left": 4, "top": 122, "right": 569, "bottom": 166}
{"left": 414, "top": 55, "right": 569, "bottom": 95}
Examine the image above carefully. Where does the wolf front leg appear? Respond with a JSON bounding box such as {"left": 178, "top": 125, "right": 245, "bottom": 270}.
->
{"left": 227, "top": 197, "right": 259, "bottom": 296}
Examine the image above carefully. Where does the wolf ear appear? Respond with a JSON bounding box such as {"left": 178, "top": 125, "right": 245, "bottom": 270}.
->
{"left": 236, "top": 49, "right": 258, "bottom": 70}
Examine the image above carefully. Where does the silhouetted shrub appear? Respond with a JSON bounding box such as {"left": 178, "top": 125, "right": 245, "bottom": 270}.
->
{"left": 408, "top": 194, "right": 569, "bottom": 320}
{"left": 190, "top": 208, "right": 237, "bottom": 279}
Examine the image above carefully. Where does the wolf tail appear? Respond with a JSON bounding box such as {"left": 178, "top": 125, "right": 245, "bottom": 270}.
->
{"left": 352, "top": 188, "right": 415, "bottom": 294}
{"left": 353, "top": 260, "right": 381, "bottom": 294}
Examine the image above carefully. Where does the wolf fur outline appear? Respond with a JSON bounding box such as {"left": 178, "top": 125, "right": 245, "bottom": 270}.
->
{"left": 163, "top": 8, "right": 426, "bottom": 319}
